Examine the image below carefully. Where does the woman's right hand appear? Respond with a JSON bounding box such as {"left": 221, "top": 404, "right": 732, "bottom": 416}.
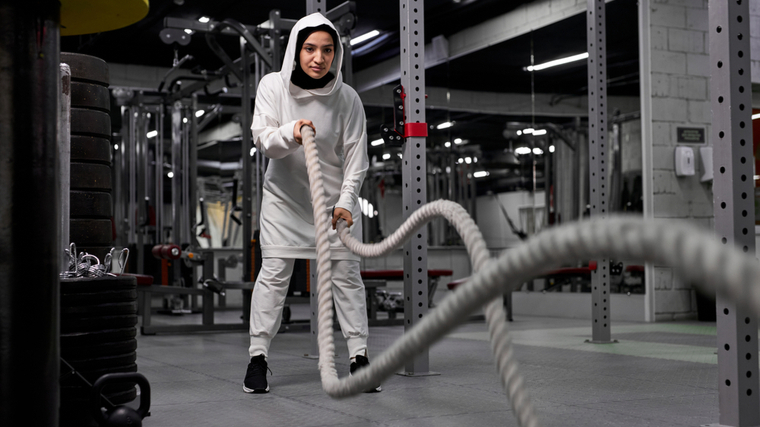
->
{"left": 294, "top": 119, "right": 316, "bottom": 145}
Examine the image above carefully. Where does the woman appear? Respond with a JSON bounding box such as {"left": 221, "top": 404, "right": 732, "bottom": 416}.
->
{"left": 242, "top": 13, "right": 379, "bottom": 394}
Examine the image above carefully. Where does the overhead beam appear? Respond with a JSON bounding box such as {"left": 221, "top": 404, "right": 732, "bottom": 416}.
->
{"left": 354, "top": 0, "right": 616, "bottom": 93}
{"left": 360, "top": 85, "right": 639, "bottom": 117}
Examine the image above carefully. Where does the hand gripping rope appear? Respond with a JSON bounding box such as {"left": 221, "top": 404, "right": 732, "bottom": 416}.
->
{"left": 300, "top": 126, "right": 760, "bottom": 427}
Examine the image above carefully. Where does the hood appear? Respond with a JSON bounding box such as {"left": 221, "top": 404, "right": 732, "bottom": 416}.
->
{"left": 280, "top": 13, "right": 343, "bottom": 99}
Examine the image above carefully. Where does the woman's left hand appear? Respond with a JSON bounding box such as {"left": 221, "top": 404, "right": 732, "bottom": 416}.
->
{"left": 332, "top": 207, "right": 353, "bottom": 230}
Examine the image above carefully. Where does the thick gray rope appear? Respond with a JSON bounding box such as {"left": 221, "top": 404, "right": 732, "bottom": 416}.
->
{"left": 300, "top": 126, "right": 760, "bottom": 427}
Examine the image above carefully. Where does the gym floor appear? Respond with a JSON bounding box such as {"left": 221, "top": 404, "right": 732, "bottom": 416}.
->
{"left": 133, "top": 306, "right": 728, "bottom": 427}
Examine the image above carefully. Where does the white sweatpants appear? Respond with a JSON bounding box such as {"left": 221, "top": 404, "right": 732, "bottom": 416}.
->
{"left": 249, "top": 258, "right": 369, "bottom": 359}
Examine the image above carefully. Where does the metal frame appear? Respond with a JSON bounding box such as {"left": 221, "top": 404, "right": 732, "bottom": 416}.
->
{"left": 709, "top": 1, "right": 760, "bottom": 425}
{"left": 637, "top": 0, "right": 656, "bottom": 323}
{"left": 398, "top": 0, "right": 435, "bottom": 376}
{"left": 586, "top": 0, "right": 614, "bottom": 344}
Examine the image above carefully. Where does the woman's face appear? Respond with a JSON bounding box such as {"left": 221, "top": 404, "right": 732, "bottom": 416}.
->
{"left": 299, "top": 31, "right": 335, "bottom": 80}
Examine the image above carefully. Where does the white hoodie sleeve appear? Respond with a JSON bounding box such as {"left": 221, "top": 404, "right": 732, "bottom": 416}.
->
{"left": 251, "top": 75, "right": 300, "bottom": 159}
{"left": 335, "top": 95, "right": 369, "bottom": 213}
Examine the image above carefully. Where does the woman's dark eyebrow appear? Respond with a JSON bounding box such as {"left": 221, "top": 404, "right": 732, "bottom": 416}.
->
{"left": 303, "top": 42, "right": 334, "bottom": 48}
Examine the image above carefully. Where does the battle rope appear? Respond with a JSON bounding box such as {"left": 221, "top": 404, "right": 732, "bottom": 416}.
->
{"left": 300, "top": 126, "right": 760, "bottom": 427}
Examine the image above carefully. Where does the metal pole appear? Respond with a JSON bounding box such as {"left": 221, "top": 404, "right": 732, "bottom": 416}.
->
{"left": 189, "top": 94, "right": 199, "bottom": 246}
{"left": 156, "top": 105, "right": 164, "bottom": 244}
{"left": 399, "top": 0, "right": 434, "bottom": 376}
{"left": 709, "top": 1, "right": 760, "bottom": 425}
{"left": 586, "top": 0, "right": 614, "bottom": 344}
{"left": 137, "top": 108, "right": 147, "bottom": 274}
{"left": 241, "top": 36, "right": 253, "bottom": 282}
{"left": 306, "top": 0, "right": 325, "bottom": 15}
{"left": 59, "top": 64, "right": 71, "bottom": 256}
{"left": 128, "top": 107, "right": 137, "bottom": 246}
{"left": 171, "top": 102, "right": 182, "bottom": 245}
{"left": 0, "top": 1, "right": 60, "bottom": 424}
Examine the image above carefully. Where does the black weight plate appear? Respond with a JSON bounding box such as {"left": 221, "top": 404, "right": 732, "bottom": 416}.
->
{"left": 61, "top": 276, "right": 136, "bottom": 294}
{"left": 70, "top": 191, "right": 112, "bottom": 219}
{"left": 70, "top": 162, "right": 112, "bottom": 191}
{"left": 61, "top": 301, "right": 138, "bottom": 316}
{"left": 61, "top": 314, "right": 137, "bottom": 334}
{"left": 71, "top": 135, "right": 111, "bottom": 165}
{"left": 61, "top": 289, "right": 137, "bottom": 306}
{"left": 70, "top": 218, "right": 113, "bottom": 246}
{"left": 71, "top": 108, "right": 111, "bottom": 138}
{"left": 61, "top": 327, "right": 137, "bottom": 347}
{"left": 65, "top": 352, "right": 137, "bottom": 371}
{"left": 70, "top": 81, "right": 110, "bottom": 112}
{"left": 61, "top": 339, "right": 137, "bottom": 359}
{"left": 61, "top": 362, "right": 138, "bottom": 385}
{"left": 60, "top": 52, "right": 109, "bottom": 86}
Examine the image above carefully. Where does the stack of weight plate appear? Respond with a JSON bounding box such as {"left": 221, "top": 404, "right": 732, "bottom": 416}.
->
{"left": 59, "top": 53, "right": 138, "bottom": 426}
{"left": 61, "top": 52, "right": 113, "bottom": 261}
{"left": 60, "top": 276, "right": 138, "bottom": 426}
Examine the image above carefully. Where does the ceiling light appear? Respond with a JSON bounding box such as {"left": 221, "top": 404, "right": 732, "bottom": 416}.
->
{"left": 198, "top": 16, "right": 211, "bottom": 23}
{"left": 533, "top": 147, "right": 544, "bottom": 155}
{"left": 473, "top": 157, "right": 478, "bottom": 163}
{"left": 370, "top": 138, "right": 384, "bottom": 146}
{"left": 454, "top": 138, "right": 463, "bottom": 144}
{"left": 436, "top": 121, "right": 454, "bottom": 130}
{"left": 250, "top": 147, "right": 256, "bottom": 156}
{"left": 755, "top": 175, "right": 760, "bottom": 180}
{"left": 350, "top": 30, "right": 380, "bottom": 46}
{"left": 752, "top": 113, "right": 760, "bottom": 120}
{"left": 515, "top": 147, "right": 531, "bottom": 155}
{"left": 113, "top": 144, "right": 119, "bottom": 150}
{"left": 522, "top": 128, "right": 534, "bottom": 134}
{"left": 444, "top": 141, "right": 451, "bottom": 148}
{"left": 465, "top": 157, "right": 472, "bottom": 164}
{"left": 146, "top": 130, "right": 158, "bottom": 138}
{"left": 445, "top": 166, "right": 451, "bottom": 173}
{"left": 195, "top": 110, "right": 205, "bottom": 118}
{"left": 458, "top": 158, "right": 464, "bottom": 164}
{"left": 183, "top": 118, "right": 188, "bottom": 124}
{"left": 516, "top": 130, "right": 522, "bottom": 136}
{"left": 549, "top": 145, "right": 555, "bottom": 153}
{"left": 533, "top": 129, "right": 547, "bottom": 136}
{"left": 525, "top": 52, "right": 589, "bottom": 72}
{"left": 473, "top": 171, "right": 490, "bottom": 178}
{"left": 167, "top": 171, "right": 175, "bottom": 178}
{"left": 397, "top": 153, "right": 403, "bottom": 159}
{"left": 382, "top": 153, "right": 391, "bottom": 160}
{"left": 184, "top": 29, "right": 193, "bottom": 35}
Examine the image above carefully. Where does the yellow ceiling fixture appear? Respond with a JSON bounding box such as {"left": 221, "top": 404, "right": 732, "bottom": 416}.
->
{"left": 61, "top": 0, "right": 150, "bottom": 36}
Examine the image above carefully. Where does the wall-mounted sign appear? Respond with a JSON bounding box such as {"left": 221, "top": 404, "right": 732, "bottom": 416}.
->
{"left": 676, "top": 127, "right": 705, "bottom": 144}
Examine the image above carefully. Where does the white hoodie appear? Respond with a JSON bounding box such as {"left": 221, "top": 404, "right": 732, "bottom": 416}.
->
{"left": 251, "top": 13, "right": 368, "bottom": 261}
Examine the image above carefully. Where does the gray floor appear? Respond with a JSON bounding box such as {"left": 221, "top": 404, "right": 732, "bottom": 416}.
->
{"left": 133, "top": 307, "right": 730, "bottom": 427}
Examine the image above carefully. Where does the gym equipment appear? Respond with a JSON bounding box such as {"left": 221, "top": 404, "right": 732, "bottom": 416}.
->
{"left": 300, "top": 124, "right": 760, "bottom": 427}
{"left": 60, "top": 0, "right": 150, "bottom": 36}
{"left": 91, "top": 373, "right": 151, "bottom": 427}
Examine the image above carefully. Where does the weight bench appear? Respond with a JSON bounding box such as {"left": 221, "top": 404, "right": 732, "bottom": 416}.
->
{"left": 360, "top": 269, "right": 453, "bottom": 326}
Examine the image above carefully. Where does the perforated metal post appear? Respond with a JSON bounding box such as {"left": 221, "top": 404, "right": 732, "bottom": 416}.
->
{"left": 586, "top": 0, "right": 613, "bottom": 344}
{"left": 398, "top": 0, "right": 435, "bottom": 376}
{"left": 306, "top": 0, "right": 326, "bottom": 15}
{"left": 709, "top": 1, "right": 760, "bottom": 425}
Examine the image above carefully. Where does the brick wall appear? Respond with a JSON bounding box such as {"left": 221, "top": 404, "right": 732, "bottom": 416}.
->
{"left": 644, "top": 0, "right": 713, "bottom": 320}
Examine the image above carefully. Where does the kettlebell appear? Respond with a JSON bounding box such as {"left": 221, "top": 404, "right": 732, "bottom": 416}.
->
{"left": 91, "top": 372, "right": 151, "bottom": 427}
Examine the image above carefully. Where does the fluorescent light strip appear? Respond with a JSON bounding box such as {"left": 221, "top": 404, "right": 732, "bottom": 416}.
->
{"left": 370, "top": 138, "right": 384, "bottom": 146}
{"left": 198, "top": 16, "right": 210, "bottom": 23}
{"left": 436, "top": 121, "right": 454, "bottom": 130}
{"left": 526, "top": 52, "right": 589, "bottom": 72}
{"left": 146, "top": 130, "right": 158, "bottom": 138}
{"left": 752, "top": 113, "right": 760, "bottom": 120}
{"left": 351, "top": 30, "right": 380, "bottom": 46}
{"left": 533, "top": 129, "right": 547, "bottom": 136}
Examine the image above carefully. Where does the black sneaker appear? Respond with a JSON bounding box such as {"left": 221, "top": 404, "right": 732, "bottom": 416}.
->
{"left": 243, "top": 354, "right": 271, "bottom": 393}
{"left": 349, "top": 355, "right": 382, "bottom": 393}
